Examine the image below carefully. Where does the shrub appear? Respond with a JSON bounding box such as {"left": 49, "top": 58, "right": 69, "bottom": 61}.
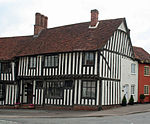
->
{"left": 122, "top": 95, "right": 127, "bottom": 106}
{"left": 129, "top": 95, "right": 134, "bottom": 105}
{"left": 140, "top": 94, "right": 145, "bottom": 100}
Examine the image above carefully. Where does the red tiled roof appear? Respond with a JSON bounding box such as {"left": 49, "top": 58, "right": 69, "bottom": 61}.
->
{"left": 19, "top": 18, "right": 124, "bottom": 56}
{"left": 0, "top": 36, "right": 33, "bottom": 60}
{"left": 133, "top": 46, "right": 150, "bottom": 63}
{"left": 0, "top": 18, "right": 124, "bottom": 60}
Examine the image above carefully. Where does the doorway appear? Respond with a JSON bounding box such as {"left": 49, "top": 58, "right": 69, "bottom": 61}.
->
{"left": 124, "top": 84, "right": 129, "bottom": 101}
{"left": 23, "top": 81, "right": 33, "bottom": 104}
{"left": 27, "top": 83, "right": 33, "bottom": 104}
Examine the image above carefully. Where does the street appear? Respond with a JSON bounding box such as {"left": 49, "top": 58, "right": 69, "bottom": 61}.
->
{"left": 0, "top": 111, "right": 150, "bottom": 124}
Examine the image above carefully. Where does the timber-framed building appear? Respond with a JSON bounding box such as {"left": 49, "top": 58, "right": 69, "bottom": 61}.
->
{"left": 0, "top": 9, "right": 138, "bottom": 110}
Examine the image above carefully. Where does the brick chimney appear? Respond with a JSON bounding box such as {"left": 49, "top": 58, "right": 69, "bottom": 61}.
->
{"left": 34, "top": 13, "right": 48, "bottom": 35}
{"left": 90, "top": 9, "right": 99, "bottom": 27}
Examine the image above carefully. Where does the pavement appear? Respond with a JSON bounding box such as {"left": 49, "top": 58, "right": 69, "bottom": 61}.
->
{"left": 0, "top": 104, "right": 150, "bottom": 118}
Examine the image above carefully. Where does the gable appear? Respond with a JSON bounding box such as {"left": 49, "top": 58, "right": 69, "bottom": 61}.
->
{"left": 118, "top": 22, "right": 127, "bottom": 32}
{"left": 103, "top": 29, "right": 134, "bottom": 58}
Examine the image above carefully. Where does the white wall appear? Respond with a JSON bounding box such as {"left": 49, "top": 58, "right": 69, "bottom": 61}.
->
{"left": 121, "top": 56, "right": 138, "bottom": 103}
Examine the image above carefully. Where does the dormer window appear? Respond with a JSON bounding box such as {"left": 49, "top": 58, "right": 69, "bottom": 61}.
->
{"left": 83, "top": 52, "right": 94, "bottom": 65}
{"left": 29, "top": 56, "right": 36, "bottom": 68}
{"left": 44, "top": 55, "right": 58, "bottom": 67}
{"left": 0, "top": 62, "right": 11, "bottom": 73}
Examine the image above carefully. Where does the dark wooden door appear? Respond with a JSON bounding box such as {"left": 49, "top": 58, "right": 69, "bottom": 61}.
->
{"left": 27, "top": 83, "right": 33, "bottom": 104}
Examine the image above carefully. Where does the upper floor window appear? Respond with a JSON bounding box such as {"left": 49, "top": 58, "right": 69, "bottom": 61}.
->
{"left": 131, "top": 63, "right": 136, "bottom": 74}
{"left": 0, "top": 62, "right": 11, "bottom": 73}
{"left": 29, "top": 57, "right": 36, "bottom": 68}
{"left": 44, "top": 55, "right": 58, "bottom": 67}
{"left": 83, "top": 52, "right": 94, "bottom": 65}
{"left": 144, "top": 85, "right": 149, "bottom": 95}
{"left": 82, "top": 81, "right": 96, "bottom": 98}
{"left": 144, "top": 66, "right": 150, "bottom": 76}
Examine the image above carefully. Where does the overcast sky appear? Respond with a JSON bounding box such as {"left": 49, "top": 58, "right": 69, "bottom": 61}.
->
{"left": 0, "top": 0, "right": 149, "bottom": 53}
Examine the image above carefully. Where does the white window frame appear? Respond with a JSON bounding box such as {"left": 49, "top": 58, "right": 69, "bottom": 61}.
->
{"left": 131, "top": 63, "right": 136, "bottom": 74}
{"left": 144, "top": 85, "right": 149, "bottom": 95}
{"left": 144, "top": 66, "right": 150, "bottom": 76}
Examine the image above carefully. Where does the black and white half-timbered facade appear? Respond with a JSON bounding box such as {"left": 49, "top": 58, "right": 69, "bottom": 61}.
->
{"left": 0, "top": 9, "right": 136, "bottom": 110}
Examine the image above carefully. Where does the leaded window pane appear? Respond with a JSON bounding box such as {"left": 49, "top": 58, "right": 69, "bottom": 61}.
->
{"left": 46, "top": 82, "right": 63, "bottom": 98}
{"left": 84, "top": 52, "right": 94, "bottom": 65}
{"left": 29, "top": 57, "right": 36, "bottom": 68}
{"left": 82, "top": 81, "right": 96, "bottom": 98}
{"left": 44, "top": 55, "right": 58, "bottom": 67}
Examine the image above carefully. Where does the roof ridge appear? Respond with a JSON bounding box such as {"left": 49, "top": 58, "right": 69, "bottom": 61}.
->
{"left": 0, "top": 35, "right": 33, "bottom": 39}
{"left": 46, "top": 18, "right": 125, "bottom": 30}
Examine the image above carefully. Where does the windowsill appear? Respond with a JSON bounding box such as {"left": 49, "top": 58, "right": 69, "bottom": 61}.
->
{"left": 144, "top": 75, "right": 150, "bottom": 77}
{"left": 81, "top": 97, "right": 96, "bottom": 99}
{"left": 29, "top": 67, "right": 36, "bottom": 69}
{"left": 131, "top": 73, "right": 136, "bottom": 75}
{"left": 43, "top": 66, "right": 58, "bottom": 68}
{"left": 144, "top": 94, "right": 149, "bottom": 96}
{"left": 0, "top": 72, "right": 12, "bottom": 74}
{"left": 82, "top": 64, "right": 94, "bottom": 67}
{"left": 45, "top": 97, "right": 63, "bottom": 99}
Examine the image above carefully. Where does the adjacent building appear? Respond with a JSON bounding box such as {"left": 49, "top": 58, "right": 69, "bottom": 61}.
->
{"left": 133, "top": 46, "right": 150, "bottom": 103}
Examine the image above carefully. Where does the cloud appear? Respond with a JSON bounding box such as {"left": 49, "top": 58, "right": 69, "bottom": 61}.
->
{"left": 0, "top": 0, "right": 149, "bottom": 53}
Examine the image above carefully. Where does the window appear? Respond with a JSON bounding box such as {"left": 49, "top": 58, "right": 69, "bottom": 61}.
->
{"left": 0, "top": 84, "right": 4, "bottom": 100}
{"left": 131, "top": 85, "right": 135, "bottom": 95}
{"left": 1, "top": 62, "right": 11, "bottom": 73}
{"left": 44, "top": 55, "right": 58, "bottom": 67}
{"left": 83, "top": 52, "right": 94, "bottom": 65}
{"left": 144, "top": 85, "right": 149, "bottom": 95}
{"left": 82, "top": 81, "right": 96, "bottom": 98}
{"left": 144, "top": 66, "right": 150, "bottom": 76}
{"left": 29, "top": 57, "right": 36, "bottom": 68}
{"left": 64, "top": 80, "right": 73, "bottom": 88}
{"left": 46, "top": 82, "right": 63, "bottom": 98}
{"left": 131, "top": 64, "right": 136, "bottom": 74}
{"left": 36, "top": 81, "right": 43, "bottom": 89}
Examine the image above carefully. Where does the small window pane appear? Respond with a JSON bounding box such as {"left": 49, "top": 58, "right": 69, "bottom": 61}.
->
{"left": 1, "top": 62, "right": 11, "bottom": 73}
{"left": 84, "top": 52, "right": 94, "bottom": 65}
{"left": 29, "top": 57, "right": 36, "bottom": 68}
{"left": 91, "top": 82, "right": 96, "bottom": 87}
{"left": 44, "top": 55, "right": 58, "bottom": 67}
{"left": 131, "top": 64, "right": 135, "bottom": 74}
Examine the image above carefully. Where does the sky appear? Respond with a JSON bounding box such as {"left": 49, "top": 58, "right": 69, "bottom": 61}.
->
{"left": 0, "top": 0, "right": 149, "bottom": 53}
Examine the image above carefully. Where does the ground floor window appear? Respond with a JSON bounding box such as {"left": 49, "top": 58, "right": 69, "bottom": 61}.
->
{"left": 144, "top": 85, "right": 149, "bottom": 95}
{"left": 82, "top": 81, "right": 96, "bottom": 98}
{"left": 36, "top": 81, "right": 43, "bottom": 89}
{"left": 0, "top": 84, "right": 4, "bottom": 100}
{"left": 46, "top": 81, "right": 63, "bottom": 98}
{"left": 131, "top": 85, "right": 135, "bottom": 95}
